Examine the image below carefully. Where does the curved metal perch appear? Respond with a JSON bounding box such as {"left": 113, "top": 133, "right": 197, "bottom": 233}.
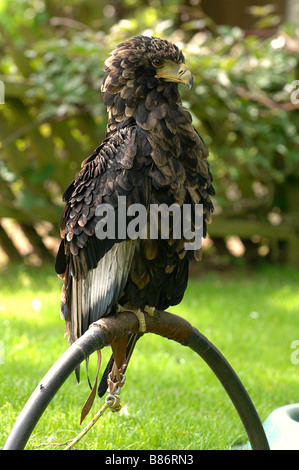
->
{"left": 3, "top": 310, "right": 269, "bottom": 450}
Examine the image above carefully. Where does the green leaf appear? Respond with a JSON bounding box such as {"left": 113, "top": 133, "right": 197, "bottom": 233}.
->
{"left": 22, "top": 164, "right": 56, "bottom": 184}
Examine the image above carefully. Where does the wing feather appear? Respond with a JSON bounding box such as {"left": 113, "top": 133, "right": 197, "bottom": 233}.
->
{"left": 65, "top": 239, "right": 137, "bottom": 344}
{"left": 56, "top": 125, "right": 150, "bottom": 344}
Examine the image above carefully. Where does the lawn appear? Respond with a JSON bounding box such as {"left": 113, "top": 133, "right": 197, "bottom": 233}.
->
{"left": 1, "top": 262, "right": 299, "bottom": 450}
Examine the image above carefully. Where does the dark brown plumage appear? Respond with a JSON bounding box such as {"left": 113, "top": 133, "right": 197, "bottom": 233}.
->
{"left": 55, "top": 36, "right": 215, "bottom": 397}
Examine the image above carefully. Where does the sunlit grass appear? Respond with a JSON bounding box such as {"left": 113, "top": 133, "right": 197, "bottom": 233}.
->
{"left": 1, "top": 263, "right": 299, "bottom": 450}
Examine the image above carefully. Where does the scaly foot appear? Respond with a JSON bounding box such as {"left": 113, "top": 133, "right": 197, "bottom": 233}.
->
{"left": 116, "top": 304, "right": 156, "bottom": 332}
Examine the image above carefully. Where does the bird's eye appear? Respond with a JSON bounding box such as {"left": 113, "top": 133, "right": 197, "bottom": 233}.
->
{"left": 152, "top": 58, "right": 164, "bottom": 68}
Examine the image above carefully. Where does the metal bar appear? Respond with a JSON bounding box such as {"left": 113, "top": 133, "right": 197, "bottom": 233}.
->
{"left": 3, "top": 312, "right": 269, "bottom": 450}
{"left": 186, "top": 327, "right": 269, "bottom": 450}
{"left": 3, "top": 327, "right": 106, "bottom": 450}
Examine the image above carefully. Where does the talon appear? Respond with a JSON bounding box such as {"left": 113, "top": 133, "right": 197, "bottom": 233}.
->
{"left": 116, "top": 303, "right": 127, "bottom": 313}
{"left": 144, "top": 305, "right": 156, "bottom": 317}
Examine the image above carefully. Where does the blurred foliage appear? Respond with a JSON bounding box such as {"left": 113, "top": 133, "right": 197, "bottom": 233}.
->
{"left": 188, "top": 25, "right": 299, "bottom": 215}
{"left": 0, "top": 0, "right": 299, "bottom": 263}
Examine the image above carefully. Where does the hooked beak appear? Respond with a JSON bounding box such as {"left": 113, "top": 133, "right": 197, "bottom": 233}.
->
{"left": 155, "top": 62, "right": 193, "bottom": 91}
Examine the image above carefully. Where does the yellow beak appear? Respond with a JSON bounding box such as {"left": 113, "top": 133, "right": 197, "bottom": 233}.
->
{"left": 155, "top": 61, "right": 193, "bottom": 90}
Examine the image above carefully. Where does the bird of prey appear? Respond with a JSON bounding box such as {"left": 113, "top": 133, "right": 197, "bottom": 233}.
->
{"left": 55, "top": 36, "right": 214, "bottom": 397}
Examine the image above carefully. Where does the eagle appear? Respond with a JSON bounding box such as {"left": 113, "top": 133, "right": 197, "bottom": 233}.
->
{"left": 55, "top": 36, "right": 215, "bottom": 398}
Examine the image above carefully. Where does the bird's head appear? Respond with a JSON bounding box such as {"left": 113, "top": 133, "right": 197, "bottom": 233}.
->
{"left": 101, "top": 36, "right": 193, "bottom": 95}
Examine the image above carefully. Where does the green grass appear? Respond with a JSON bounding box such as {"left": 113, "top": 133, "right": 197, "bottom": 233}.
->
{"left": 1, "top": 262, "right": 299, "bottom": 450}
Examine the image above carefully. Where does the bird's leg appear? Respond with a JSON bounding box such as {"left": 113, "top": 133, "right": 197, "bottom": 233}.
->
{"left": 116, "top": 303, "right": 156, "bottom": 332}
